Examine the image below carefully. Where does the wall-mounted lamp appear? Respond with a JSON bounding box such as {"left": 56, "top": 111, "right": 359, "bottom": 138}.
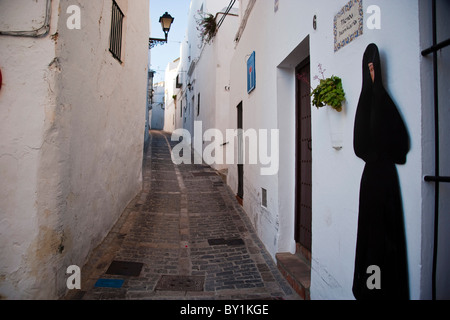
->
{"left": 149, "top": 12, "right": 174, "bottom": 49}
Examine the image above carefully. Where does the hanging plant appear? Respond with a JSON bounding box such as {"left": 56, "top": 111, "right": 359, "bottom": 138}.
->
{"left": 196, "top": 12, "right": 217, "bottom": 45}
{"left": 298, "top": 64, "right": 346, "bottom": 112}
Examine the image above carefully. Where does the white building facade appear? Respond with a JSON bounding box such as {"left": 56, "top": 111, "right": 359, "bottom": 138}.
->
{"left": 171, "top": 0, "right": 239, "bottom": 173}
{"left": 226, "top": 0, "right": 449, "bottom": 300}
{"left": 151, "top": 81, "right": 166, "bottom": 130}
{"left": 172, "top": 0, "right": 449, "bottom": 300}
{"left": 164, "top": 58, "right": 181, "bottom": 133}
{"left": 0, "top": 0, "right": 150, "bottom": 299}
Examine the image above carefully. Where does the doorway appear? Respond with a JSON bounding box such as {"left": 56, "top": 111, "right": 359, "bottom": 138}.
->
{"left": 295, "top": 58, "right": 312, "bottom": 257}
{"left": 237, "top": 102, "right": 244, "bottom": 204}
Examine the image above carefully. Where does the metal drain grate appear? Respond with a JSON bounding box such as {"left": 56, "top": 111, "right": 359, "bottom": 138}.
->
{"left": 155, "top": 275, "right": 205, "bottom": 292}
{"left": 105, "top": 261, "right": 143, "bottom": 277}
{"left": 226, "top": 238, "right": 245, "bottom": 246}
{"left": 208, "top": 238, "right": 245, "bottom": 246}
{"left": 192, "top": 172, "right": 218, "bottom": 177}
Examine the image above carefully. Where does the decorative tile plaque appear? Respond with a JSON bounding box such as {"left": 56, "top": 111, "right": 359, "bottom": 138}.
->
{"left": 334, "top": 0, "right": 364, "bottom": 52}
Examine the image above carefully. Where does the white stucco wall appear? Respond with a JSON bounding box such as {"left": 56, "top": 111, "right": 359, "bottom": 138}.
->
{"left": 191, "top": 7, "right": 239, "bottom": 172}
{"left": 0, "top": 0, "right": 59, "bottom": 300}
{"left": 309, "top": 0, "right": 424, "bottom": 300}
{"left": 228, "top": 0, "right": 436, "bottom": 300}
{"left": 177, "top": 0, "right": 238, "bottom": 150}
{"left": 151, "top": 82, "right": 165, "bottom": 130}
{"left": 164, "top": 59, "right": 181, "bottom": 133}
{"left": 0, "top": 0, "right": 149, "bottom": 299}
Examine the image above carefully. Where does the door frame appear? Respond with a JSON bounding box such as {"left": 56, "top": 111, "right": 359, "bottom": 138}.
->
{"left": 294, "top": 57, "right": 312, "bottom": 258}
{"left": 237, "top": 102, "right": 244, "bottom": 204}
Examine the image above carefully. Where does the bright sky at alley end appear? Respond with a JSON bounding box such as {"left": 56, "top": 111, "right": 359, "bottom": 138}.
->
{"left": 150, "top": 0, "right": 191, "bottom": 84}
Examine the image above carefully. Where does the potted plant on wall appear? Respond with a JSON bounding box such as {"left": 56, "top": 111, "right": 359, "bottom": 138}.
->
{"left": 298, "top": 64, "right": 347, "bottom": 150}
{"left": 196, "top": 12, "right": 217, "bottom": 46}
{"left": 310, "top": 64, "right": 346, "bottom": 112}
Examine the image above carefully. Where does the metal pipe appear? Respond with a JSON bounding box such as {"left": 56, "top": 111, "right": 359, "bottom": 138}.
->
{"left": 0, "top": 0, "right": 52, "bottom": 38}
{"left": 424, "top": 176, "right": 450, "bottom": 183}
{"left": 421, "top": 38, "right": 450, "bottom": 56}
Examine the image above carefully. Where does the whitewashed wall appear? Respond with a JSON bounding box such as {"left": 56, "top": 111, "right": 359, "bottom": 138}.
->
{"left": 0, "top": 0, "right": 149, "bottom": 299}
{"left": 164, "top": 59, "right": 181, "bottom": 133}
{"left": 228, "top": 0, "right": 438, "bottom": 300}
{"left": 151, "top": 82, "right": 165, "bottom": 130}
{"left": 178, "top": 0, "right": 238, "bottom": 154}
{"left": 0, "top": 0, "right": 60, "bottom": 300}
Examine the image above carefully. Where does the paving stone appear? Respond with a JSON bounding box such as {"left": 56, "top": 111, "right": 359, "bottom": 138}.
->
{"left": 64, "top": 131, "right": 301, "bottom": 301}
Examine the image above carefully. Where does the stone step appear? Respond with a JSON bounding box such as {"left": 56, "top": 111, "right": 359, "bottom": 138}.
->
{"left": 276, "top": 252, "right": 311, "bottom": 300}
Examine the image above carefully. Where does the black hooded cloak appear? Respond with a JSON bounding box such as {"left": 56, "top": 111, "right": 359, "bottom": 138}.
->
{"left": 352, "top": 43, "right": 410, "bottom": 300}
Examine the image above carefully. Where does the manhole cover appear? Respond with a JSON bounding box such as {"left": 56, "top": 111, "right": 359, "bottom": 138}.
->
{"left": 105, "top": 261, "right": 143, "bottom": 277}
{"left": 155, "top": 275, "right": 205, "bottom": 292}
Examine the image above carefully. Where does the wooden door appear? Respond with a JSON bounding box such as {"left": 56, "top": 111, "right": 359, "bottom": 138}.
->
{"left": 295, "top": 59, "right": 312, "bottom": 252}
{"left": 237, "top": 102, "right": 244, "bottom": 200}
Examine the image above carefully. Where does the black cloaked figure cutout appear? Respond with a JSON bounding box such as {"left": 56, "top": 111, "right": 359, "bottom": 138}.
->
{"left": 353, "top": 43, "right": 410, "bottom": 300}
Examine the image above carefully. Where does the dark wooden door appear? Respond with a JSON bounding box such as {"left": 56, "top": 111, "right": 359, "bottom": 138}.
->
{"left": 295, "top": 59, "right": 312, "bottom": 252}
{"left": 237, "top": 102, "right": 244, "bottom": 200}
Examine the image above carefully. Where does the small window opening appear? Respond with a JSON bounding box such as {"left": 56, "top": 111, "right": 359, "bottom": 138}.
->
{"left": 262, "top": 188, "right": 267, "bottom": 208}
{"left": 109, "top": 0, "right": 124, "bottom": 63}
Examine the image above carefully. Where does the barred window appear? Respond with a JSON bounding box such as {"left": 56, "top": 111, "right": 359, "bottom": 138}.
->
{"left": 109, "top": 0, "right": 124, "bottom": 63}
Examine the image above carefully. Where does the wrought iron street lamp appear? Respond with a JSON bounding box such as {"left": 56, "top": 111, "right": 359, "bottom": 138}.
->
{"left": 149, "top": 12, "right": 174, "bottom": 48}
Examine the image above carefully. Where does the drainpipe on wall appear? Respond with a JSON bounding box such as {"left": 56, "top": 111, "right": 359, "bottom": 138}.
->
{"left": 0, "top": 0, "right": 52, "bottom": 38}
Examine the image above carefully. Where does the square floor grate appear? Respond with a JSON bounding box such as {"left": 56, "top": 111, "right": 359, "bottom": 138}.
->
{"left": 208, "top": 238, "right": 245, "bottom": 246}
{"left": 105, "top": 261, "right": 143, "bottom": 277}
{"left": 155, "top": 275, "right": 205, "bottom": 292}
{"left": 191, "top": 172, "right": 218, "bottom": 177}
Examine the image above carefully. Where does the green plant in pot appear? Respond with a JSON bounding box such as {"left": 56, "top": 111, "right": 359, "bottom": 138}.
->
{"left": 298, "top": 64, "right": 346, "bottom": 112}
{"left": 196, "top": 12, "right": 217, "bottom": 45}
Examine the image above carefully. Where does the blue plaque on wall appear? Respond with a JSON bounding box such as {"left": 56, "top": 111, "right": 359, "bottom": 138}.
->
{"left": 247, "top": 51, "right": 256, "bottom": 94}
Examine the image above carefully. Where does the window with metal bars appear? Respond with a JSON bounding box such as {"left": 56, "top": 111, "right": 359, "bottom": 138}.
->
{"left": 109, "top": 0, "right": 124, "bottom": 63}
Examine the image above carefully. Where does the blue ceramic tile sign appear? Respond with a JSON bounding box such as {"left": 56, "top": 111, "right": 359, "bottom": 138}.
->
{"left": 247, "top": 51, "right": 256, "bottom": 94}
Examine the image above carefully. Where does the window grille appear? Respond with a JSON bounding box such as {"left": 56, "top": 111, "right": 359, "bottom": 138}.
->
{"left": 109, "top": 0, "right": 124, "bottom": 63}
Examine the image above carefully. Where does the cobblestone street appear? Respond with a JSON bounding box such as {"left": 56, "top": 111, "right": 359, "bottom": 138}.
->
{"left": 65, "top": 131, "right": 301, "bottom": 300}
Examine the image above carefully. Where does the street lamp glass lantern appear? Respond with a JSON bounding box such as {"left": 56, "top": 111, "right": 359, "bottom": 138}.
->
{"left": 160, "top": 12, "right": 174, "bottom": 34}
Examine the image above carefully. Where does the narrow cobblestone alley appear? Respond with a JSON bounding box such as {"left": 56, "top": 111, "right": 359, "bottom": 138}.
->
{"left": 64, "top": 131, "right": 300, "bottom": 300}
